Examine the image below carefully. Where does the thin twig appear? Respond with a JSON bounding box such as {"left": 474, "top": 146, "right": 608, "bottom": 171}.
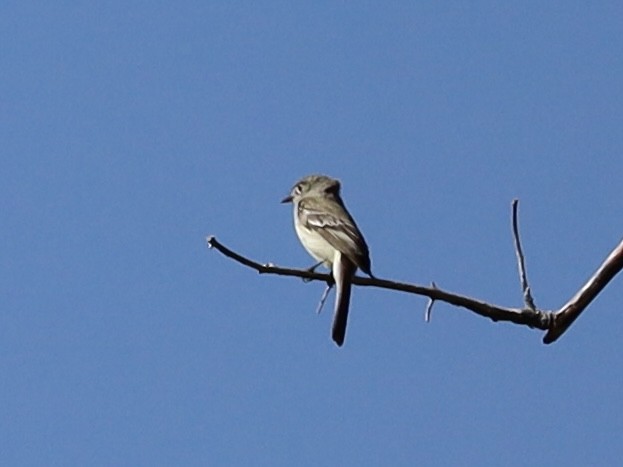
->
{"left": 424, "top": 282, "right": 437, "bottom": 322}
{"left": 316, "top": 284, "right": 333, "bottom": 314}
{"left": 511, "top": 199, "right": 536, "bottom": 311}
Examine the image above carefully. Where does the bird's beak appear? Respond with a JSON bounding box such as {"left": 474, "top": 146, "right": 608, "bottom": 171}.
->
{"left": 281, "top": 194, "right": 293, "bottom": 204}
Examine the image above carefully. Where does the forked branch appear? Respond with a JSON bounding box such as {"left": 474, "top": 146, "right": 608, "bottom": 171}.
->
{"left": 206, "top": 201, "right": 623, "bottom": 344}
{"left": 207, "top": 234, "right": 552, "bottom": 329}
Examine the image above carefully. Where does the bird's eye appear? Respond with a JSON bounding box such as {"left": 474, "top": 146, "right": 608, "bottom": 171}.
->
{"left": 294, "top": 184, "right": 303, "bottom": 194}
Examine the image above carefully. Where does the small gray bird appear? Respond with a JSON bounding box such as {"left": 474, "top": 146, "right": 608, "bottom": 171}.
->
{"left": 282, "top": 174, "right": 373, "bottom": 346}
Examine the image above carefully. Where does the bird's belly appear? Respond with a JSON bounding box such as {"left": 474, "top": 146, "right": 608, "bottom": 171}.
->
{"left": 295, "top": 223, "right": 336, "bottom": 266}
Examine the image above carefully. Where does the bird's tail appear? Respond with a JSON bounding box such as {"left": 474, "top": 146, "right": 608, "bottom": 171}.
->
{"left": 332, "top": 254, "right": 356, "bottom": 346}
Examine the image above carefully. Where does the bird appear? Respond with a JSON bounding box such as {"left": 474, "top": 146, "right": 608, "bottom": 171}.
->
{"left": 282, "top": 174, "right": 373, "bottom": 346}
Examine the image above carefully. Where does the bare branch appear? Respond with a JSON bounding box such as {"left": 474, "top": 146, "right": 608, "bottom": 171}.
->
{"left": 207, "top": 228, "right": 623, "bottom": 344}
{"left": 206, "top": 236, "right": 552, "bottom": 331}
{"left": 207, "top": 235, "right": 330, "bottom": 281}
{"left": 544, "top": 238, "right": 623, "bottom": 344}
{"left": 511, "top": 199, "right": 537, "bottom": 311}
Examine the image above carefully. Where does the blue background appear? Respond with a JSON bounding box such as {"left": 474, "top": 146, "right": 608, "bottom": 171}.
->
{"left": 2, "top": 2, "right": 622, "bottom": 465}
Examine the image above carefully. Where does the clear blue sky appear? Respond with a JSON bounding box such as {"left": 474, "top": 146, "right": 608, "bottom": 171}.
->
{"left": 2, "top": 2, "right": 622, "bottom": 466}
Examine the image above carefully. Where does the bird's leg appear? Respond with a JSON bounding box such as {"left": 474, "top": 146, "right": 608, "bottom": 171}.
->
{"left": 303, "top": 261, "right": 324, "bottom": 282}
{"left": 307, "top": 261, "right": 323, "bottom": 273}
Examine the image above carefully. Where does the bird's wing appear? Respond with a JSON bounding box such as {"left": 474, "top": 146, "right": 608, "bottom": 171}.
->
{"left": 298, "top": 197, "right": 370, "bottom": 273}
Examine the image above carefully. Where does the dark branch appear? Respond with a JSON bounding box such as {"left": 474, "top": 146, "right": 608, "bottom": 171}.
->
{"left": 207, "top": 206, "right": 623, "bottom": 345}
{"left": 207, "top": 235, "right": 332, "bottom": 281}
{"left": 206, "top": 236, "right": 552, "bottom": 331}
